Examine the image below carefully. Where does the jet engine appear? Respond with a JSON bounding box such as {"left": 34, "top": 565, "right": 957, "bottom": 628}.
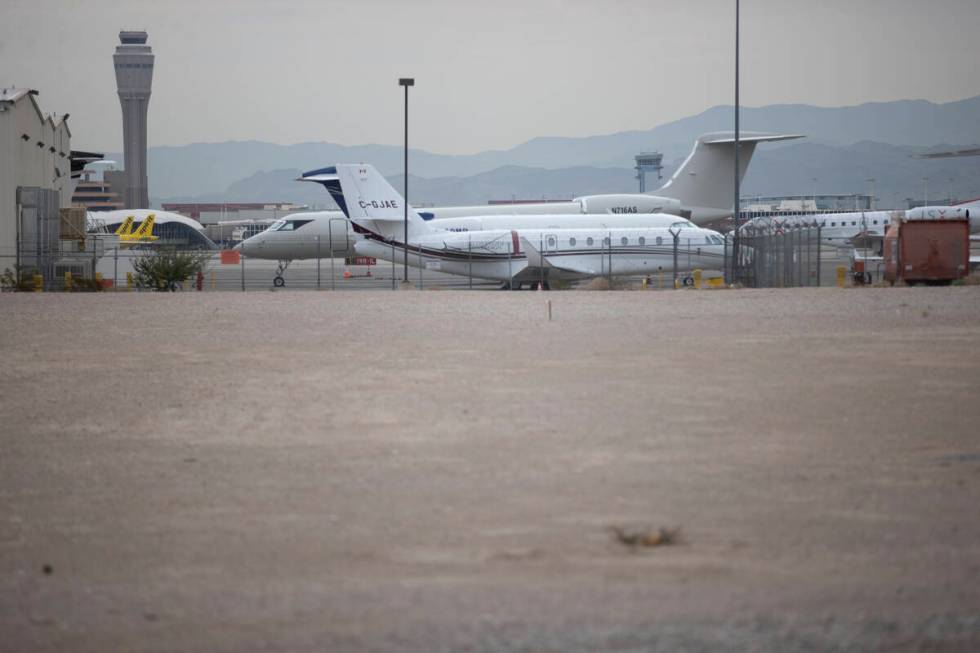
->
{"left": 575, "top": 194, "right": 683, "bottom": 216}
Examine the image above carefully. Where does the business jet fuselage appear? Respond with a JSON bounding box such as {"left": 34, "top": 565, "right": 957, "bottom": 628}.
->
{"left": 354, "top": 225, "right": 726, "bottom": 284}
{"left": 237, "top": 209, "right": 701, "bottom": 261}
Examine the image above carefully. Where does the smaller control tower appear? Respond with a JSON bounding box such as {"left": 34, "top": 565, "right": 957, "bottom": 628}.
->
{"left": 634, "top": 151, "right": 663, "bottom": 193}
{"left": 113, "top": 30, "right": 154, "bottom": 209}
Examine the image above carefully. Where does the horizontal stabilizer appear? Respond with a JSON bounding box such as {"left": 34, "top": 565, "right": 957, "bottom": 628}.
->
{"left": 698, "top": 132, "right": 805, "bottom": 145}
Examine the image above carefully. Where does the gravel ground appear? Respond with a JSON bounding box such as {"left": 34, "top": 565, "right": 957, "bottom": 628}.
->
{"left": 1, "top": 287, "right": 979, "bottom": 652}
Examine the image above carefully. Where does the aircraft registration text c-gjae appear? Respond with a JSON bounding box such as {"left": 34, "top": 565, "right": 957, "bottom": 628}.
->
{"left": 359, "top": 200, "right": 399, "bottom": 210}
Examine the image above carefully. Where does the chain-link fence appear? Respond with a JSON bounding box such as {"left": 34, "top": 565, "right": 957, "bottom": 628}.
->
{"left": 0, "top": 237, "right": 502, "bottom": 292}
{"left": 735, "top": 222, "right": 824, "bottom": 288}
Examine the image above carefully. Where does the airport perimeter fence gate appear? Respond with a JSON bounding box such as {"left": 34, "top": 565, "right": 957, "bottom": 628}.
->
{"left": 736, "top": 223, "right": 823, "bottom": 288}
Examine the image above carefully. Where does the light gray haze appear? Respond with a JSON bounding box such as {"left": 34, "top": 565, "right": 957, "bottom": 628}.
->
{"left": 2, "top": 0, "right": 979, "bottom": 154}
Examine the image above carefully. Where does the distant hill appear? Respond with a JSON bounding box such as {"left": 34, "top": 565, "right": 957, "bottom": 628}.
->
{"left": 158, "top": 140, "right": 980, "bottom": 211}
{"left": 124, "top": 94, "right": 980, "bottom": 200}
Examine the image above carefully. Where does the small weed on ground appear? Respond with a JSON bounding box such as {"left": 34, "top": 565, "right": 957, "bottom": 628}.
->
{"left": 608, "top": 525, "right": 683, "bottom": 551}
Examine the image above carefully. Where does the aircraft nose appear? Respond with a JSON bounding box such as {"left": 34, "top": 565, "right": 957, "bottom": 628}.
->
{"left": 236, "top": 235, "right": 259, "bottom": 254}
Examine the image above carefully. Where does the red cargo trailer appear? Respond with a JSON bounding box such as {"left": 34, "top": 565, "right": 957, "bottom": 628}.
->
{"left": 883, "top": 214, "right": 970, "bottom": 285}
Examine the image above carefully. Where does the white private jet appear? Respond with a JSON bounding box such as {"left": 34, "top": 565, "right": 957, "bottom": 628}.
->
{"left": 300, "top": 164, "right": 726, "bottom": 289}
{"left": 238, "top": 131, "right": 800, "bottom": 285}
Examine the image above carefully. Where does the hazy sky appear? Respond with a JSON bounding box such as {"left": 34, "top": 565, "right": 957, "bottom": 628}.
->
{"left": 2, "top": 0, "right": 978, "bottom": 154}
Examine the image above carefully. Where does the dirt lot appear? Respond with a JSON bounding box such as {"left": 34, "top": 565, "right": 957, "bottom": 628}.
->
{"left": 1, "top": 288, "right": 979, "bottom": 652}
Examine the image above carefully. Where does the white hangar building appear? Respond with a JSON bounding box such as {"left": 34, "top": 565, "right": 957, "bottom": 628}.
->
{"left": 0, "top": 88, "right": 74, "bottom": 265}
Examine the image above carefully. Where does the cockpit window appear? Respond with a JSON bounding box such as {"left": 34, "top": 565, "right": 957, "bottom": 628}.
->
{"left": 267, "top": 219, "right": 286, "bottom": 232}
{"left": 275, "top": 219, "right": 314, "bottom": 232}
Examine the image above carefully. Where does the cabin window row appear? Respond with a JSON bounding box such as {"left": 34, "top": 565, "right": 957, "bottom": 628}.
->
{"left": 558, "top": 235, "right": 718, "bottom": 247}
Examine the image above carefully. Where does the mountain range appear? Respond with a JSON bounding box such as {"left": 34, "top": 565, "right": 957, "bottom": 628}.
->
{"left": 101, "top": 94, "right": 980, "bottom": 209}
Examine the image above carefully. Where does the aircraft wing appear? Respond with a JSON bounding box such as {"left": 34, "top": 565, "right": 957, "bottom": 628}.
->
{"left": 849, "top": 230, "right": 884, "bottom": 249}
{"left": 519, "top": 237, "right": 597, "bottom": 277}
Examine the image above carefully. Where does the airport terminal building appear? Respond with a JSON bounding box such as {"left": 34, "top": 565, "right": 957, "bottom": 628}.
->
{"left": 0, "top": 88, "right": 73, "bottom": 268}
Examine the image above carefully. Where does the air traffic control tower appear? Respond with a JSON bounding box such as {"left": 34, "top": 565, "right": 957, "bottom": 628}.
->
{"left": 113, "top": 30, "right": 154, "bottom": 209}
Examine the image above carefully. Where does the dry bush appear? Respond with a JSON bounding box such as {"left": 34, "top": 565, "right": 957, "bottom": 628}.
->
{"left": 608, "top": 525, "right": 683, "bottom": 550}
{"left": 957, "top": 274, "right": 980, "bottom": 286}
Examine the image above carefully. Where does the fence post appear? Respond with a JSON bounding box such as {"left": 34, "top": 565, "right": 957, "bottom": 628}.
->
{"left": 316, "top": 235, "right": 321, "bottom": 290}
{"left": 468, "top": 234, "right": 472, "bottom": 290}
{"left": 806, "top": 225, "right": 812, "bottom": 287}
{"left": 669, "top": 226, "right": 681, "bottom": 289}
{"left": 723, "top": 230, "right": 729, "bottom": 285}
{"left": 113, "top": 247, "right": 118, "bottom": 291}
{"left": 816, "top": 224, "right": 822, "bottom": 287}
{"left": 540, "top": 234, "right": 546, "bottom": 290}
{"left": 391, "top": 241, "right": 396, "bottom": 290}
{"left": 418, "top": 249, "right": 423, "bottom": 290}
{"left": 797, "top": 227, "right": 804, "bottom": 287}
{"left": 240, "top": 254, "right": 245, "bottom": 292}
{"left": 607, "top": 231, "right": 613, "bottom": 288}
{"left": 328, "top": 218, "right": 347, "bottom": 291}
{"left": 508, "top": 244, "right": 513, "bottom": 290}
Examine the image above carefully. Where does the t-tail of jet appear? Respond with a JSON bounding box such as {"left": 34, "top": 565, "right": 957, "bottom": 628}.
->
{"left": 656, "top": 132, "right": 804, "bottom": 223}
{"left": 299, "top": 164, "right": 431, "bottom": 241}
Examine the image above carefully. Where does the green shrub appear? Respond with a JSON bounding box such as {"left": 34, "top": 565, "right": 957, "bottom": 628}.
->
{"left": 132, "top": 248, "right": 212, "bottom": 292}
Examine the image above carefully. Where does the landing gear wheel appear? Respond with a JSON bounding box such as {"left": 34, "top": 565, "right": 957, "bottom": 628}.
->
{"left": 273, "top": 276, "right": 285, "bottom": 288}
{"left": 682, "top": 276, "right": 694, "bottom": 287}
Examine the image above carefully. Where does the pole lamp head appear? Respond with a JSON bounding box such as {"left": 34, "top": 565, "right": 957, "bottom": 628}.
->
{"left": 398, "top": 78, "right": 415, "bottom": 87}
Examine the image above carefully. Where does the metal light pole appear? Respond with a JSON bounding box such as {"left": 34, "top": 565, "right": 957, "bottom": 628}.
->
{"left": 731, "top": 0, "right": 740, "bottom": 285}
{"left": 399, "top": 77, "right": 414, "bottom": 284}
{"left": 923, "top": 177, "right": 929, "bottom": 207}
{"left": 866, "top": 178, "right": 875, "bottom": 210}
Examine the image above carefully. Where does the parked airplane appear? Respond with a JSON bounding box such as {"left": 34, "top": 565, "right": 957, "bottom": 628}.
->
{"left": 300, "top": 163, "right": 726, "bottom": 288}
{"left": 740, "top": 204, "right": 978, "bottom": 248}
{"left": 237, "top": 132, "right": 799, "bottom": 285}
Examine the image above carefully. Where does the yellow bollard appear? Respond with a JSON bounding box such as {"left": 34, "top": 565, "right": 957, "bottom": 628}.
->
{"left": 693, "top": 269, "right": 702, "bottom": 289}
{"left": 836, "top": 266, "right": 847, "bottom": 288}
{"left": 64, "top": 271, "right": 73, "bottom": 291}
{"left": 126, "top": 272, "right": 134, "bottom": 290}
{"left": 33, "top": 274, "right": 43, "bottom": 292}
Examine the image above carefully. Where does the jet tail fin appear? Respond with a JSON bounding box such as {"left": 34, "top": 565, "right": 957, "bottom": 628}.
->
{"left": 114, "top": 215, "right": 134, "bottom": 236}
{"left": 299, "top": 164, "right": 430, "bottom": 241}
{"left": 656, "top": 132, "right": 804, "bottom": 221}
